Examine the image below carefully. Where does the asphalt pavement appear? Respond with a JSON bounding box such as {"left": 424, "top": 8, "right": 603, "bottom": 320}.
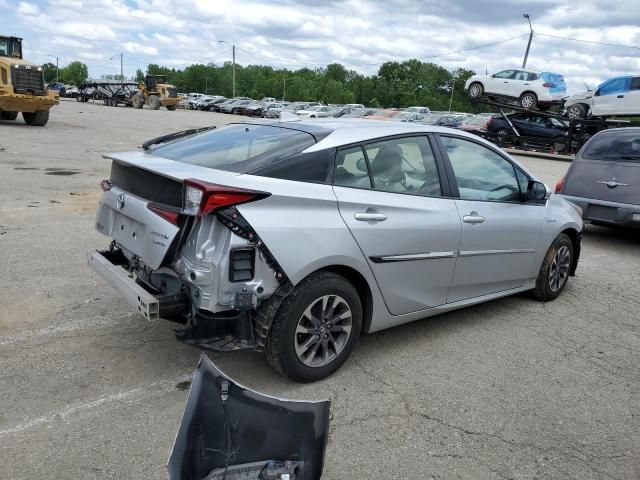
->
{"left": 1, "top": 100, "right": 638, "bottom": 479}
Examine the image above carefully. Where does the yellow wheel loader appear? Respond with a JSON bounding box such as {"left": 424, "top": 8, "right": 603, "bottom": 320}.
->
{"left": 0, "top": 36, "right": 58, "bottom": 126}
{"left": 132, "top": 75, "right": 180, "bottom": 111}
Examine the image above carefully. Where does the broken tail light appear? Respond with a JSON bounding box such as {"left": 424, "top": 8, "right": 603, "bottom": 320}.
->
{"left": 183, "top": 179, "right": 269, "bottom": 217}
{"left": 555, "top": 176, "right": 566, "bottom": 193}
{"left": 543, "top": 82, "right": 556, "bottom": 88}
{"left": 147, "top": 204, "right": 180, "bottom": 225}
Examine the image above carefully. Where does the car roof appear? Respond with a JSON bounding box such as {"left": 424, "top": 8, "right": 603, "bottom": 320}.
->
{"left": 280, "top": 118, "right": 497, "bottom": 152}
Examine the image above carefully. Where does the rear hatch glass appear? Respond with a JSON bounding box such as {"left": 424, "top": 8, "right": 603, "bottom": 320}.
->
{"left": 540, "top": 72, "right": 566, "bottom": 94}
{"left": 564, "top": 130, "right": 640, "bottom": 205}
{"left": 147, "top": 124, "right": 316, "bottom": 174}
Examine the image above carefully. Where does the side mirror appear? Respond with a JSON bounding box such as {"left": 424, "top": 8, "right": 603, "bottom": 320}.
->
{"left": 528, "top": 181, "right": 549, "bottom": 202}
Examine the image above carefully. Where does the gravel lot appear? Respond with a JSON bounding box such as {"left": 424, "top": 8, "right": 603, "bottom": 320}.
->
{"left": 1, "top": 100, "right": 638, "bottom": 480}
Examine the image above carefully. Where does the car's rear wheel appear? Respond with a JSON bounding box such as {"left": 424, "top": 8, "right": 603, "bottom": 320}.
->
{"left": 566, "top": 104, "right": 587, "bottom": 119}
{"left": 532, "top": 233, "right": 573, "bottom": 301}
{"left": 519, "top": 92, "right": 538, "bottom": 109}
{"left": 552, "top": 139, "right": 568, "bottom": 153}
{"left": 265, "top": 271, "right": 362, "bottom": 382}
{"left": 468, "top": 82, "right": 483, "bottom": 99}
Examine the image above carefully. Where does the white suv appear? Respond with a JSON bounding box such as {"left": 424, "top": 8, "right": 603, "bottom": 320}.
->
{"left": 563, "top": 75, "right": 640, "bottom": 119}
{"left": 465, "top": 69, "right": 567, "bottom": 109}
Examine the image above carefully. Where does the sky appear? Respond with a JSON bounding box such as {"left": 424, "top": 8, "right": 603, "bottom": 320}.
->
{"left": 1, "top": 0, "right": 639, "bottom": 93}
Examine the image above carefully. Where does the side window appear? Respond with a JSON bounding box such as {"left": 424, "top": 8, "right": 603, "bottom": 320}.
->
{"left": 335, "top": 146, "right": 372, "bottom": 189}
{"left": 364, "top": 137, "right": 441, "bottom": 196}
{"left": 441, "top": 136, "right": 521, "bottom": 202}
{"left": 494, "top": 70, "right": 515, "bottom": 79}
{"left": 514, "top": 70, "right": 527, "bottom": 81}
{"left": 527, "top": 73, "right": 539, "bottom": 81}
{"left": 599, "top": 77, "right": 630, "bottom": 96}
{"left": 631, "top": 77, "right": 640, "bottom": 91}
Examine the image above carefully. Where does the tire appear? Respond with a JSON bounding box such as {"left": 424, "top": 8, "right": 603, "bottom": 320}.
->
{"left": 1, "top": 111, "right": 18, "bottom": 120}
{"left": 132, "top": 94, "right": 144, "bottom": 109}
{"left": 468, "top": 82, "right": 484, "bottom": 99}
{"left": 519, "top": 92, "right": 538, "bottom": 109}
{"left": 22, "top": 110, "right": 49, "bottom": 126}
{"left": 148, "top": 95, "right": 161, "bottom": 110}
{"left": 265, "top": 271, "right": 362, "bottom": 382}
{"left": 165, "top": 104, "right": 177, "bottom": 111}
{"left": 532, "top": 233, "right": 573, "bottom": 301}
{"left": 231, "top": 108, "right": 238, "bottom": 114}
{"left": 566, "top": 103, "right": 586, "bottom": 119}
{"left": 496, "top": 127, "right": 509, "bottom": 139}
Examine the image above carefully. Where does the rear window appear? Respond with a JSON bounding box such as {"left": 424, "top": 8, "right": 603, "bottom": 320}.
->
{"left": 583, "top": 130, "right": 640, "bottom": 161}
{"left": 149, "top": 124, "right": 316, "bottom": 173}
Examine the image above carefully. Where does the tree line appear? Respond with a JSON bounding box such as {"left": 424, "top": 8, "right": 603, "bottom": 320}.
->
{"left": 43, "top": 58, "right": 485, "bottom": 111}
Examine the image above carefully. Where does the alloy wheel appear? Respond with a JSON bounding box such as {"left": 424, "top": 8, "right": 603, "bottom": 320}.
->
{"left": 294, "top": 295, "right": 353, "bottom": 368}
{"left": 521, "top": 94, "right": 535, "bottom": 108}
{"left": 469, "top": 84, "right": 482, "bottom": 97}
{"left": 549, "top": 245, "right": 571, "bottom": 292}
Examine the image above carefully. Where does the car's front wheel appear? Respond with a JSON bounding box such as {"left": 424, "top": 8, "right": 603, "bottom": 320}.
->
{"left": 266, "top": 271, "right": 362, "bottom": 382}
{"left": 566, "top": 103, "right": 587, "bottom": 119}
{"left": 532, "top": 233, "right": 573, "bottom": 301}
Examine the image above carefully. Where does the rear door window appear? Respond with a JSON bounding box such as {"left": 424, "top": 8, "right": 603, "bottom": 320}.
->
{"left": 334, "top": 146, "right": 372, "bottom": 189}
{"left": 363, "top": 137, "right": 442, "bottom": 196}
{"left": 494, "top": 70, "right": 516, "bottom": 79}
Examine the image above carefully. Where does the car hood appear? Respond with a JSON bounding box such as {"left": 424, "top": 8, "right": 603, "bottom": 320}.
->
{"left": 168, "top": 355, "right": 331, "bottom": 480}
{"left": 564, "top": 90, "right": 593, "bottom": 102}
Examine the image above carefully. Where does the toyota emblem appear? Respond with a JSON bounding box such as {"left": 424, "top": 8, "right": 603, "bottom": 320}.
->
{"left": 117, "top": 193, "right": 126, "bottom": 210}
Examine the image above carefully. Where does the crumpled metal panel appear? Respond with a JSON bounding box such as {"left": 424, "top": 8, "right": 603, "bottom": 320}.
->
{"left": 168, "top": 355, "right": 330, "bottom": 480}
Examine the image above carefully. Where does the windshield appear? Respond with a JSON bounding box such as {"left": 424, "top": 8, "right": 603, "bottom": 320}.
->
{"left": 583, "top": 130, "right": 640, "bottom": 161}
{"left": 149, "top": 124, "right": 316, "bottom": 173}
{"left": 0, "top": 37, "right": 21, "bottom": 58}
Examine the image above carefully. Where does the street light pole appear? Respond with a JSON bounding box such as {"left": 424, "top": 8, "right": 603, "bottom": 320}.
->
{"left": 283, "top": 78, "right": 286, "bottom": 101}
{"left": 218, "top": 40, "right": 236, "bottom": 97}
{"left": 522, "top": 14, "right": 533, "bottom": 69}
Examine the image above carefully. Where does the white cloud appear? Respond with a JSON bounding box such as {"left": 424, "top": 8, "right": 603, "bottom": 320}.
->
{"left": 17, "top": 1, "right": 39, "bottom": 15}
{"left": 2, "top": 0, "right": 639, "bottom": 92}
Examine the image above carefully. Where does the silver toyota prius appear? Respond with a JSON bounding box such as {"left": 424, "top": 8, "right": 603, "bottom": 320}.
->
{"left": 89, "top": 119, "right": 583, "bottom": 382}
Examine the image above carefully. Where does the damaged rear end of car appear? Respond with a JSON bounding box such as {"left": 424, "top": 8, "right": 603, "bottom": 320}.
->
{"left": 88, "top": 123, "right": 327, "bottom": 351}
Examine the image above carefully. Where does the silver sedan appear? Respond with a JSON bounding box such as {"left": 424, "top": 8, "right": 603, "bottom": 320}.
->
{"left": 89, "top": 119, "right": 583, "bottom": 382}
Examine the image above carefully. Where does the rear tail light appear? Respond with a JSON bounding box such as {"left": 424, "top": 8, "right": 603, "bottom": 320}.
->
{"left": 182, "top": 179, "right": 269, "bottom": 217}
{"left": 543, "top": 82, "right": 556, "bottom": 88}
{"left": 147, "top": 204, "right": 180, "bottom": 225}
{"left": 555, "top": 176, "right": 565, "bottom": 193}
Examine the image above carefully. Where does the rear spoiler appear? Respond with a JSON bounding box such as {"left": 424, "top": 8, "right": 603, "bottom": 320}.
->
{"left": 142, "top": 126, "right": 216, "bottom": 150}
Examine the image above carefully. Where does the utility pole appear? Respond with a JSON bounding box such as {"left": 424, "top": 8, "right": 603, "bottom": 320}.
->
{"left": 522, "top": 14, "right": 533, "bottom": 69}
{"left": 219, "top": 41, "right": 236, "bottom": 97}
{"left": 55, "top": 56, "right": 59, "bottom": 83}
{"left": 448, "top": 77, "right": 456, "bottom": 112}
{"left": 283, "top": 78, "right": 286, "bottom": 101}
{"left": 120, "top": 52, "right": 123, "bottom": 80}
{"left": 232, "top": 44, "right": 236, "bottom": 98}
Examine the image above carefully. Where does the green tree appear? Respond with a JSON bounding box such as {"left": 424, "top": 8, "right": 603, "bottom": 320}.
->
{"left": 42, "top": 62, "right": 58, "bottom": 83}
{"left": 60, "top": 61, "right": 88, "bottom": 85}
{"left": 135, "top": 69, "right": 145, "bottom": 82}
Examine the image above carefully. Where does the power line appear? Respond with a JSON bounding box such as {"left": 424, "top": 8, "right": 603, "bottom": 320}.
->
{"left": 535, "top": 32, "right": 640, "bottom": 51}
{"left": 422, "top": 34, "right": 530, "bottom": 60}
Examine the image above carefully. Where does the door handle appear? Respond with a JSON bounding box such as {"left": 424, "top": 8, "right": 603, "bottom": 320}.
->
{"left": 463, "top": 213, "right": 485, "bottom": 224}
{"left": 617, "top": 95, "right": 625, "bottom": 98}
{"left": 354, "top": 212, "right": 388, "bottom": 222}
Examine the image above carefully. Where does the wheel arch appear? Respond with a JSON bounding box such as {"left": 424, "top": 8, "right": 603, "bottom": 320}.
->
{"left": 560, "top": 227, "right": 581, "bottom": 276}
{"left": 520, "top": 90, "right": 538, "bottom": 99}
